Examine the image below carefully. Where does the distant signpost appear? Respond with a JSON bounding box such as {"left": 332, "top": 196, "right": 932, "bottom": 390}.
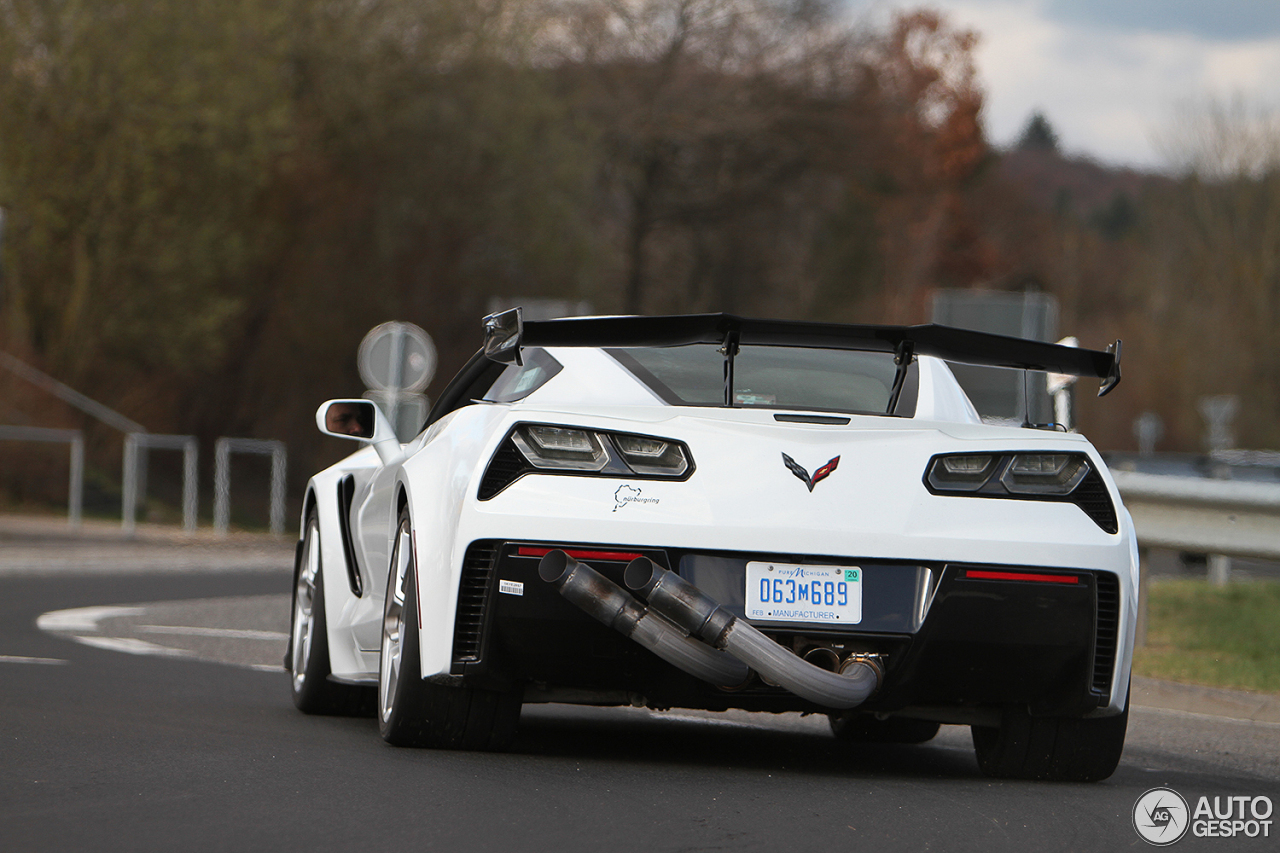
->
{"left": 358, "top": 321, "right": 437, "bottom": 441}
{"left": 1198, "top": 395, "right": 1238, "bottom": 454}
{"left": 1133, "top": 412, "right": 1164, "bottom": 457}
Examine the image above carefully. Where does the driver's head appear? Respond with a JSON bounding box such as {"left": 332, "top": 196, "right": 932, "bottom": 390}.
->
{"left": 326, "top": 402, "right": 373, "bottom": 437}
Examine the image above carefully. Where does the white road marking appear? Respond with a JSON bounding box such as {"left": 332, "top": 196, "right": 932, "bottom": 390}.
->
{"left": 0, "top": 655, "right": 68, "bottom": 665}
{"left": 36, "top": 597, "right": 290, "bottom": 673}
{"left": 36, "top": 605, "right": 145, "bottom": 633}
{"left": 72, "top": 636, "right": 194, "bottom": 658}
{"left": 137, "top": 625, "right": 289, "bottom": 641}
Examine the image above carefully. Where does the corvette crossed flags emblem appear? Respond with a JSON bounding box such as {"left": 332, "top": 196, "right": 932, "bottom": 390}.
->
{"left": 781, "top": 453, "right": 840, "bottom": 492}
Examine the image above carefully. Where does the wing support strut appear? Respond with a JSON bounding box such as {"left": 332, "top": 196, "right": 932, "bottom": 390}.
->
{"left": 886, "top": 339, "right": 915, "bottom": 415}
{"left": 719, "top": 329, "right": 741, "bottom": 407}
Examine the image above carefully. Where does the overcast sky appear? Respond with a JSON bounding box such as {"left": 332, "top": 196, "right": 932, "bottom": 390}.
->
{"left": 846, "top": 1, "right": 1280, "bottom": 170}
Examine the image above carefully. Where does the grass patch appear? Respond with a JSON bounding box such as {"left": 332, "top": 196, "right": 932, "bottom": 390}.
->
{"left": 1134, "top": 579, "right": 1280, "bottom": 695}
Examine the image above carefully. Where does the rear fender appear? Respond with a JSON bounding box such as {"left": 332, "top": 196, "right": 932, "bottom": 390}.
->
{"left": 399, "top": 405, "right": 513, "bottom": 680}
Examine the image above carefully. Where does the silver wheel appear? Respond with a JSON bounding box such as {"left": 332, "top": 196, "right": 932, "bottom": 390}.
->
{"left": 377, "top": 506, "right": 519, "bottom": 749}
{"left": 379, "top": 520, "right": 412, "bottom": 725}
{"left": 289, "top": 507, "right": 372, "bottom": 716}
{"left": 291, "top": 518, "right": 320, "bottom": 694}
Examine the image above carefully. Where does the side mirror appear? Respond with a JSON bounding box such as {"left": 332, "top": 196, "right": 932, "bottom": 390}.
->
{"left": 315, "top": 400, "right": 403, "bottom": 464}
{"left": 482, "top": 307, "right": 524, "bottom": 365}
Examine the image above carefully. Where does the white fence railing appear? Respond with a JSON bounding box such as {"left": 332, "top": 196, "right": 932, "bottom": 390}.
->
{"left": 0, "top": 426, "right": 84, "bottom": 527}
{"left": 214, "top": 438, "right": 287, "bottom": 536}
{"left": 122, "top": 433, "right": 198, "bottom": 534}
{"left": 3, "top": 352, "right": 291, "bottom": 536}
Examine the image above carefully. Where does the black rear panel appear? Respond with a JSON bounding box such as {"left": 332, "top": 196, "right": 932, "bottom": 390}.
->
{"left": 1092, "top": 571, "right": 1120, "bottom": 696}
{"left": 1073, "top": 469, "right": 1119, "bottom": 534}
{"left": 883, "top": 566, "right": 1100, "bottom": 715}
{"left": 453, "top": 540, "right": 1114, "bottom": 716}
{"left": 450, "top": 541, "right": 499, "bottom": 673}
{"left": 476, "top": 439, "right": 529, "bottom": 500}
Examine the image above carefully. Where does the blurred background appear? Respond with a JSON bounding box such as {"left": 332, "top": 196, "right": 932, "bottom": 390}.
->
{"left": 1, "top": 0, "right": 1277, "bottom": 529}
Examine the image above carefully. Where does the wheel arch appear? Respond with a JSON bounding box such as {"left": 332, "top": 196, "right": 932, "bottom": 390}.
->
{"left": 302, "top": 487, "right": 318, "bottom": 534}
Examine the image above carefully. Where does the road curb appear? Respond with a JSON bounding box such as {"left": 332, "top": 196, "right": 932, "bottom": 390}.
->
{"left": 0, "top": 514, "right": 293, "bottom": 575}
{"left": 1132, "top": 676, "right": 1280, "bottom": 724}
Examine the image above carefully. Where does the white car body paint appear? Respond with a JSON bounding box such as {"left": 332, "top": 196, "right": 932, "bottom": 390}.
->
{"left": 302, "top": 348, "right": 1137, "bottom": 715}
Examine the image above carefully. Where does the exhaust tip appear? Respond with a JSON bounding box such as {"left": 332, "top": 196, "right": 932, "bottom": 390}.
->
{"left": 623, "top": 556, "right": 659, "bottom": 593}
{"left": 839, "top": 653, "right": 885, "bottom": 694}
{"left": 802, "top": 647, "right": 841, "bottom": 672}
{"left": 538, "top": 549, "right": 572, "bottom": 583}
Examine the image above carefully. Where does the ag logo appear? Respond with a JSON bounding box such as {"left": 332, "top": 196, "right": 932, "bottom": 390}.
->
{"left": 1133, "top": 787, "right": 1190, "bottom": 845}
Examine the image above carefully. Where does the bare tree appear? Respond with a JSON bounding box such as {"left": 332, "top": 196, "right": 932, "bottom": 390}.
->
{"left": 1138, "top": 97, "right": 1280, "bottom": 447}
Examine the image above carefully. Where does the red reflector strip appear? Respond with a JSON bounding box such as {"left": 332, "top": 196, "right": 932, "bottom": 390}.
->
{"left": 516, "top": 547, "right": 646, "bottom": 562}
{"left": 964, "top": 569, "right": 1079, "bottom": 584}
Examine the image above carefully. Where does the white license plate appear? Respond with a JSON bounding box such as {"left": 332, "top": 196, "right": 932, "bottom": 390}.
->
{"left": 745, "top": 562, "right": 862, "bottom": 624}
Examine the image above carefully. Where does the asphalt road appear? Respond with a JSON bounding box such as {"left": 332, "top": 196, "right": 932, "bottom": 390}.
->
{"left": 3, "top": 570, "right": 1278, "bottom": 853}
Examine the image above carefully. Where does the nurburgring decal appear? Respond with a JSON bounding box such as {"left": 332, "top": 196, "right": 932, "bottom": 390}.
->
{"left": 613, "top": 484, "right": 659, "bottom": 512}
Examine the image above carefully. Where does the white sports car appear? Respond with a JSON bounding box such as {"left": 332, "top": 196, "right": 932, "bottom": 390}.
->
{"left": 287, "top": 310, "right": 1133, "bottom": 781}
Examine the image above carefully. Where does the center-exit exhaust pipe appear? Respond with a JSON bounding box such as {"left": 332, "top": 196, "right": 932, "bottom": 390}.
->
{"left": 624, "top": 557, "right": 881, "bottom": 709}
{"left": 538, "top": 551, "right": 749, "bottom": 689}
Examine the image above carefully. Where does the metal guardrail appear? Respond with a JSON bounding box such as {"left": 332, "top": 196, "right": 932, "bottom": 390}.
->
{"left": 122, "top": 433, "right": 198, "bottom": 534}
{"left": 3, "top": 353, "right": 291, "bottom": 536}
{"left": 0, "top": 351, "right": 145, "bottom": 434}
{"left": 0, "top": 426, "right": 84, "bottom": 527}
{"left": 117, "top": 434, "right": 288, "bottom": 537}
{"left": 1111, "top": 470, "right": 1280, "bottom": 561}
{"left": 1113, "top": 469, "right": 1280, "bottom": 646}
{"left": 214, "top": 438, "right": 287, "bottom": 536}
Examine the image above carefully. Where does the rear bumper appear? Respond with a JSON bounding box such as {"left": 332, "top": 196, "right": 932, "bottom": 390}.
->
{"left": 449, "top": 540, "right": 1122, "bottom": 720}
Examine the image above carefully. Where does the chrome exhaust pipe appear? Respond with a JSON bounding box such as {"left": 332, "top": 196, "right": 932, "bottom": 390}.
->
{"left": 624, "top": 557, "right": 880, "bottom": 710}
{"left": 538, "top": 551, "right": 750, "bottom": 689}
{"left": 841, "top": 653, "right": 885, "bottom": 683}
{"left": 803, "top": 647, "right": 841, "bottom": 672}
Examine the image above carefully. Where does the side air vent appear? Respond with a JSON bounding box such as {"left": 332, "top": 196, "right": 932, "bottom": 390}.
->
{"left": 1072, "top": 469, "right": 1118, "bottom": 534}
{"left": 1091, "top": 572, "right": 1120, "bottom": 697}
{"left": 477, "top": 439, "right": 529, "bottom": 500}
{"left": 337, "top": 475, "right": 362, "bottom": 596}
{"left": 451, "top": 541, "right": 498, "bottom": 671}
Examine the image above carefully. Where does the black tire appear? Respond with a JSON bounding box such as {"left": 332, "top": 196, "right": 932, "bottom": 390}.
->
{"left": 288, "top": 509, "right": 375, "bottom": 716}
{"left": 971, "top": 697, "right": 1128, "bottom": 782}
{"left": 830, "top": 713, "right": 941, "bottom": 744}
{"left": 377, "top": 509, "right": 521, "bottom": 750}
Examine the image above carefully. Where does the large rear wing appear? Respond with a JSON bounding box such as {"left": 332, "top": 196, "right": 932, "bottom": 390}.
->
{"left": 481, "top": 309, "right": 1122, "bottom": 398}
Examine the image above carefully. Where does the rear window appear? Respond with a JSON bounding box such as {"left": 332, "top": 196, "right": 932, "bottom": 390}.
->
{"left": 608, "top": 344, "right": 915, "bottom": 416}
{"left": 482, "top": 348, "right": 563, "bottom": 403}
